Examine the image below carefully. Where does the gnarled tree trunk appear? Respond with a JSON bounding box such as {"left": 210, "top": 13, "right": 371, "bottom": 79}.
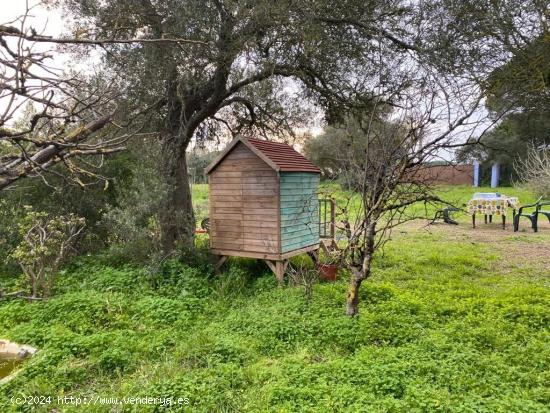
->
{"left": 346, "top": 273, "right": 364, "bottom": 316}
{"left": 345, "top": 222, "right": 376, "bottom": 316}
{"left": 159, "top": 134, "right": 195, "bottom": 254}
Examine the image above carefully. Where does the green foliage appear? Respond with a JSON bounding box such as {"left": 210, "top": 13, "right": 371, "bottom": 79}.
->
{"left": 152, "top": 259, "right": 212, "bottom": 300}
{"left": 92, "top": 140, "right": 166, "bottom": 264}
{"left": 10, "top": 208, "right": 85, "bottom": 298}
{"left": 486, "top": 34, "right": 550, "bottom": 114}
{"left": 457, "top": 34, "right": 550, "bottom": 177}
{"left": 188, "top": 150, "right": 219, "bottom": 185}
{"left": 0, "top": 185, "right": 548, "bottom": 412}
{"left": 304, "top": 113, "right": 403, "bottom": 190}
{"left": 0, "top": 152, "right": 134, "bottom": 275}
{"left": 0, "top": 199, "right": 23, "bottom": 276}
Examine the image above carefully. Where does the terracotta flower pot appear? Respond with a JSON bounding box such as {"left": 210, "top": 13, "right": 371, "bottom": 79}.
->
{"left": 317, "top": 263, "right": 338, "bottom": 281}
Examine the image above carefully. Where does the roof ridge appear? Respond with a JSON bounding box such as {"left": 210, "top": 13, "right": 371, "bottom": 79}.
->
{"left": 205, "top": 136, "right": 320, "bottom": 174}
{"left": 246, "top": 138, "right": 290, "bottom": 145}
{"left": 244, "top": 137, "right": 320, "bottom": 173}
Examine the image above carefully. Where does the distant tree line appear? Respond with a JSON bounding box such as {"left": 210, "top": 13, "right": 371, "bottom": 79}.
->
{"left": 188, "top": 151, "right": 220, "bottom": 185}
{"left": 457, "top": 32, "right": 550, "bottom": 185}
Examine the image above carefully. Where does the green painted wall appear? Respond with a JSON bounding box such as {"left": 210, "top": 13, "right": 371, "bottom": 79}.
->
{"left": 279, "top": 172, "right": 320, "bottom": 253}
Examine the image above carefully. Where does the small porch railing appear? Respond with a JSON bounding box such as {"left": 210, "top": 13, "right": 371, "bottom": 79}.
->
{"left": 318, "top": 198, "right": 336, "bottom": 239}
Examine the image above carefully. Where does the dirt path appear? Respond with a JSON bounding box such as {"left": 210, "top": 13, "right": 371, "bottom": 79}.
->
{"left": 412, "top": 218, "right": 550, "bottom": 277}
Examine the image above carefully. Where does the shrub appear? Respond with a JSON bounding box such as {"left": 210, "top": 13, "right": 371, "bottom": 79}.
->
{"left": 515, "top": 145, "right": 550, "bottom": 198}
{"left": 0, "top": 199, "right": 23, "bottom": 276}
{"left": 153, "top": 259, "right": 211, "bottom": 299}
{"left": 10, "top": 208, "right": 85, "bottom": 299}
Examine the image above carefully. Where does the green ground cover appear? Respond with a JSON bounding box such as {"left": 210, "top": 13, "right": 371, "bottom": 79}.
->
{"left": 0, "top": 185, "right": 548, "bottom": 412}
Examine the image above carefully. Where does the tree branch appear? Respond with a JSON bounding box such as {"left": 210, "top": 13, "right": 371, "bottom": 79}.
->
{"left": 0, "top": 25, "right": 208, "bottom": 46}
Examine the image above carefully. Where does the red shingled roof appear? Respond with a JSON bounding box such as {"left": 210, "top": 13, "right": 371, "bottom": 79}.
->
{"left": 205, "top": 136, "right": 321, "bottom": 174}
{"left": 245, "top": 138, "right": 321, "bottom": 173}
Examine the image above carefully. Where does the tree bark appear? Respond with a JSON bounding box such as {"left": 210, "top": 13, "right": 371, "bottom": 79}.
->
{"left": 0, "top": 115, "right": 113, "bottom": 191}
{"left": 159, "top": 137, "right": 196, "bottom": 254}
{"left": 345, "top": 222, "right": 376, "bottom": 316}
{"left": 346, "top": 273, "right": 363, "bottom": 316}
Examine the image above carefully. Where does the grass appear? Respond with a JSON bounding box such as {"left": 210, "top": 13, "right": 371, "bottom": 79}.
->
{"left": 193, "top": 184, "right": 209, "bottom": 221}
{"left": 318, "top": 183, "right": 539, "bottom": 225}
{"left": 0, "top": 185, "right": 548, "bottom": 412}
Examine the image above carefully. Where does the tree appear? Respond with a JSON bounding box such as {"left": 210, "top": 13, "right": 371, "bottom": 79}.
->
{"left": 1, "top": 4, "right": 211, "bottom": 271}
{"left": 57, "top": 0, "right": 431, "bottom": 253}
{"left": 188, "top": 149, "right": 220, "bottom": 185}
{"left": 37, "top": 0, "right": 546, "bottom": 317}
{"left": 336, "top": 0, "right": 548, "bottom": 315}
{"left": 455, "top": 6, "right": 550, "bottom": 173}
{"left": 325, "top": 76, "right": 490, "bottom": 316}
{"left": 0, "top": 19, "right": 123, "bottom": 189}
{"left": 304, "top": 111, "right": 397, "bottom": 189}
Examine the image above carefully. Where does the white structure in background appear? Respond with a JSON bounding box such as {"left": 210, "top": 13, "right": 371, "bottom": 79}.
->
{"left": 473, "top": 161, "right": 480, "bottom": 187}
{"left": 472, "top": 161, "right": 501, "bottom": 188}
{"left": 491, "top": 163, "right": 500, "bottom": 188}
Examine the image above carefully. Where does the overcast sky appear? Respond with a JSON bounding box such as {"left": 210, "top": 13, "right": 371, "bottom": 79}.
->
{"left": 1, "top": 0, "right": 493, "bottom": 160}
{"left": 4, "top": 0, "right": 63, "bottom": 35}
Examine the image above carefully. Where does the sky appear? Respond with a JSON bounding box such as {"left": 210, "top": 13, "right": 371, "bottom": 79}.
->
{"left": 1, "top": 1, "right": 67, "bottom": 127}
{"left": 3, "top": 0, "right": 63, "bottom": 36}
{"left": 1, "top": 0, "right": 495, "bottom": 161}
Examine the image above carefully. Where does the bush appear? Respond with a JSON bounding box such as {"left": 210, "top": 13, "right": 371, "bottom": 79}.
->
{"left": 10, "top": 208, "right": 85, "bottom": 298}
{"left": 0, "top": 220, "right": 548, "bottom": 412}
{"left": 515, "top": 145, "right": 550, "bottom": 197}
{"left": 0, "top": 199, "right": 23, "bottom": 276}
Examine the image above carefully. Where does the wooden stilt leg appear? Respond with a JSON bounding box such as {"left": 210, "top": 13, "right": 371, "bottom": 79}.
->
{"left": 484, "top": 214, "right": 488, "bottom": 224}
{"left": 489, "top": 215, "right": 493, "bottom": 223}
{"left": 502, "top": 215, "right": 506, "bottom": 230}
{"left": 472, "top": 214, "right": 476, "bottom": 228}
{"left": 214, "top": 255, "right": 228, "bottom": 274}
{"left": 265, "top": 260, "right": 276, "bottom": 274}
{"left": 275, "top": 261, "right": 285, "bottom": 285}
{"left": 264, "top": 260, "right": 287, "bottom": 285}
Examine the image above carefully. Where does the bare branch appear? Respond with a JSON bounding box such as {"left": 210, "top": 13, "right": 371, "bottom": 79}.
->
{"left": 0, "top": 25, "right": 208, "bottom": 46}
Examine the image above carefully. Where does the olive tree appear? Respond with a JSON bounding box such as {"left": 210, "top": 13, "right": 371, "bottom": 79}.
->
{"left": 56, "top": 0, "right": 426, "bottom": 252}
{"left": 49, "top": 0, "right": 548, "bottom": 316}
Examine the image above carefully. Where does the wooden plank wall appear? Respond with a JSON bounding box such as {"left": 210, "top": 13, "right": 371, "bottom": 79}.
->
{"left": 209, "top": 142, "right": 279, "bottom": 254}
{"left": 279, "top": 172, "right": 320, "bottom": 253}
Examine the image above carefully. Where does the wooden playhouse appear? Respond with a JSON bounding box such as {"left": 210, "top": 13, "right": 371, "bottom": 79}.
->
{"left": 205, "top": 136, "right": 321, "bottom": 281}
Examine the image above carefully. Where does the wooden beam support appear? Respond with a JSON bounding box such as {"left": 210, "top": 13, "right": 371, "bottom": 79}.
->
{"left": 214, "top": 255, "right": 228, "bottom": 273}
{"left": 265, "top": 260, "right": 277, "bottom": 274}
{"left": 211, "top": 243, "right": 319, "bottom": 261}
{"left": 264, "top": 259, "right": 288, "bottom": 285}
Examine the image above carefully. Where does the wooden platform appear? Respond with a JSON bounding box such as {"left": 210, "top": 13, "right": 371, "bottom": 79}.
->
{"left": 212, "top": 244, "right": 319, "bottom": 283}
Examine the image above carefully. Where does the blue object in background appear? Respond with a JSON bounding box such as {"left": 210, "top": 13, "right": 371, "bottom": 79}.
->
{"left": 491, "top": 163, "right": 500, "bottom": 188}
